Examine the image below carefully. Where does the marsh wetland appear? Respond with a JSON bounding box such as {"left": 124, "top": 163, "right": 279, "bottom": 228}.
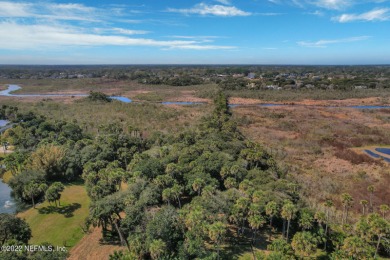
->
{"left": 1, "top": 65, "right": 390, "bottom": 259}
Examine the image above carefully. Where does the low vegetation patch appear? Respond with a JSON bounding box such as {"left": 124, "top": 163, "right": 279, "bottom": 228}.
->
{"left": 87, "top": 91, "right": 112, "bottom": 102}
{"left": 134, "top": 92, "right": 164, "bottom": 102}
{"left": 17, "top": 184, "right": 90, "bottom": 248}
{"left": 335, "top": 148, "right": 382, "bottom": 165}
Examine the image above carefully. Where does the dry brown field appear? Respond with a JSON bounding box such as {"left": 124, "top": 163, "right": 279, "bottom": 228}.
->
{"left": 232, "top": 100, "right": 390, "bottom": 216}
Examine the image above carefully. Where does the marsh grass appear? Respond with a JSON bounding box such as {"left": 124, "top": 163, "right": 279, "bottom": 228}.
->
{"left": 0, "top": 98, "right": 211, "bottom": 135}
{"left": 134, "top": 92, "right": 165, "bottom": 102}
{"left": 225, "top": 88, "right": 390, "bottom": 101}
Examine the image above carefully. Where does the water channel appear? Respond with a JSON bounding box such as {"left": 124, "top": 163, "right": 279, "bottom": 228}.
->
{"left": 2, "top": 84, "right": 390, "bottom": 108}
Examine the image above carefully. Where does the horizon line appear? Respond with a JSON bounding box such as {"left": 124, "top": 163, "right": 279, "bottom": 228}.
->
{"left": 1, "top": 63, "right": 390, "bottom": 67}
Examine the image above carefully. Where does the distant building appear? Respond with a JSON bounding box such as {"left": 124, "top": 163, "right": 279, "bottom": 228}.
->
{"left": 354, "top": 85, "right": 367, "bottom": 89}
{"left": 247, "top": 73, "right": 256, "bottom": 79}
{"left": 266, "top": 85, "right": 279, "bottom": 90}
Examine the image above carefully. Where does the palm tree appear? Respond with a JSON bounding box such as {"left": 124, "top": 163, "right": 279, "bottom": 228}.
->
{"left": 367, "top": 185, "right": 375, "bottom": 212}
{"left": 360, "top": 200, "right": 368, "bottom": 215}
{"left": 208, "top": 221, "right": 227, "bottom": 260}
{"left": 368, "top": 213, "right": 389, "bottom": 258}
{"left": 162, "top": 188, "right": 174, "bottom": 206}
{"left": 379, "top": 204, "right": 389, "bottom": 219}
{"left": 265, "top": 201, "right": 278, "bottom": 229}
{"left": 219, "top": 165, "right": 230, "bottom": 180}
{"left": 248, "top": 214, "right": 266, "bottom": 260}
{"left": 341, "top": 193, "right": 353, "bottom": 225}
{"left": 171, "top": 184, "right": 183, "bottom": 208}
{"left": 23, "top": 182, "right": 48, "bottom": 208}
{"left": 251, "top": 191, "right": 264, "bottom": 204}
{"left": 299, "top": 209, "right": 314, "bottom": 231}
{"left": 291, "top": 232, "right": 317, "bottom": 258}
{"left": 165, "top": 163, "right": 179, "bottom": 178}
{"left": 230, "top": 164, "right": 240, "bottom": 179}
{"left": 323, "top": 199, "right": 333, "bottom": 250}
{"left": 248, "top": 214, "right": 266, "bottom": 244}
{"left": 281, "top": 202, "right": 297, "bottom": 241}
{"left": 341, "top": 235, "right": 374, "bottom": 259}
{"left": 149, "top": 239, "right": 166, "bottom": 260}
{"left": 224, "top": 177, "right": 237, "bottom": 189}
{"left": 315, "top": 211, "right": 326, "bottom": 230}
{"left": 230, "top": 197, "right": 250, "bottom": 236}
{"left": 248, "top": 203, "right": 261, "bottom": 217}
{"left": 192, "top": 178, "right": 205, "bottom": 196}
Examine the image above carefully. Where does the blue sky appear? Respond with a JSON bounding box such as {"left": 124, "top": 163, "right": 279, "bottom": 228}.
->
{"left": 0, "top": 0, "right": 389, "bottom": 64}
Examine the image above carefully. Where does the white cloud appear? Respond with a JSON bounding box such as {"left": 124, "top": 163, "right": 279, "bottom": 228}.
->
{"left": 297, "top": 36, "right": 371, "bottom": 47}
{"left": 333, "top": 8, "right": 390, "bottom": 22}
{"left": 0, "top": 1, "right": 235, "bottom": 51}
{"left": 215, "top": 0, "right": 231, "bottom": 4}
{"left": 171, "top": 35, "right": 221, "bottom": 39}
{"left": 167, "top": 3, "right": 251, "bottom": 17}
{"left": 308, "top": 10, "right": 325, "bottom": 16}
{"left": 167, "top": 45, "right": 235, "bottom": 50}
{"left": 313, "top": 0, "right": 352, "bottom": 10}
{"left": 0, "top": 1, "right": 100, "bottom": 21}
{"left": 111, "top": 28, "right": 150, "bottom": 35}
{"left": 0, "top": 2, "right": 32, "bottom": 17}
{"left": 0, "top": 22, "right": 234, "bottom": 50}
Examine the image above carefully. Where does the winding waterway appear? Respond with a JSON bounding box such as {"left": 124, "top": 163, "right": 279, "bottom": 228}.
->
{"left": 2, "top": 84, "right": 390, "bottom": 108}
{"left": 0, "top": 85, "right": 132, "bottom": 103}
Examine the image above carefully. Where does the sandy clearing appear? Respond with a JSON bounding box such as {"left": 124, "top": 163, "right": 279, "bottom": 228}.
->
{"left": 0, "top": 147, "right": 13, "bottom": 154}
{"left": 68, "top": 227, "right": 124, "bottom": 260}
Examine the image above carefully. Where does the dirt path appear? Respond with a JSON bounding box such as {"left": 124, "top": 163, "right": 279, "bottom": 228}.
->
{"left": 0, "top": 147, "right": 13, "bottom": 154}
{"left": 68, "top": 227, "right": 124, "bottom": 260}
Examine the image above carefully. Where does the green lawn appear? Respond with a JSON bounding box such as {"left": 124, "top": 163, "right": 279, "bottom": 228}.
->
{"left": 17, "top": 184, "right": 90, "bottom": 248}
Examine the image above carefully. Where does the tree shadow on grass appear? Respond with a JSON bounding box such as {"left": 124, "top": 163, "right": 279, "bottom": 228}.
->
{"left": 221, "top": 226, "right": 274, "bottom": 259}
{"left": 221, "top": 226, "right": 252, "bottom": 259}
{"left": 38, "top": 203, "right": 81, "bottom": 218}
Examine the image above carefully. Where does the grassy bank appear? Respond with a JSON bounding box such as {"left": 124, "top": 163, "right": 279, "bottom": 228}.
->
{"left": 17, "top": 184, "right": 90, "bottom": 248}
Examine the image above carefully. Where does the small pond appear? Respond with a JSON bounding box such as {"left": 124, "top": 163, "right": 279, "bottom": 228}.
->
{"left": 0, "top": 180, "right": 17, "bottom": 214}
{"left": 365, "top": 149, "right": 390, "bottom": 163}
{"left": 375, "top": 148, "right": 390, "bottom": 156}
{"left": 0, "top": 120, "right": 10, "bottom": 127}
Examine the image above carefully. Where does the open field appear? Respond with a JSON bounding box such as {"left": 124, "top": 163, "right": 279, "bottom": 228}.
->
{"left": 226, "top": 88, "right": 390, "bottom": 102}
{"left": 17, "top": 184, "right": 90, "bottom": 248}
{"left": 232, "top": 105, "right": 390, "bottom": 215}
